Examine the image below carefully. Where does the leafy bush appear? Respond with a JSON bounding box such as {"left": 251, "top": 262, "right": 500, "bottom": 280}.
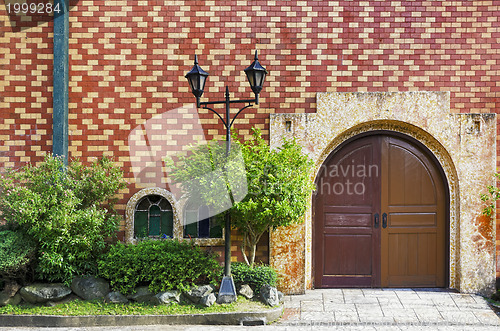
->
{"left": 98, "top": 239, "right": 222, "bottom": 295}
{"left": 0, "top": 154, "right": 126, "bottom": 284}
{"left": 0, "top": 230, "right": 36, "bottom": 283}
{"left": 231, "top": 262, "right": 277, "bottom": 293}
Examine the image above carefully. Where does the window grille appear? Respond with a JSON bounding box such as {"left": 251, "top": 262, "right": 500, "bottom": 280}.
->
{"left": 134, "top": 195, "right": 173, "bottom": 239}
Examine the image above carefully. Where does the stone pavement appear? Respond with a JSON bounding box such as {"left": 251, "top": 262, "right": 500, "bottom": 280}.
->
{"left": 275, "top": 288, "right": 500, "bottom": 330}
{"left": 0, "top": 288, "right": 499, "bottom": 330}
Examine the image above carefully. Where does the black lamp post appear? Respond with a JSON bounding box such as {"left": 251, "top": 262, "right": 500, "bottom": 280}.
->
{"left": 185, "top": 51, "right": 267, "bottom": 303}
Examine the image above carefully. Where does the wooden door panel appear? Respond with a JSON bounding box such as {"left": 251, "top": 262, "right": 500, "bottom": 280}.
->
{"left": 324, "top": 213, "right": 372, "bottom": 228}
{"left": 324, "top": 234, "right": 372, "bottom": 275}
{"left": 389, "top": 213, "right": 437, "bottom": 227}
{"left": 388, "top": 145, "right": 436, "bottom": 206}
{"left": 314, "top": 135, "right": 381, "bottom": 288}
{"left": 381, "top": 137, "right": 446, "bottom": 287}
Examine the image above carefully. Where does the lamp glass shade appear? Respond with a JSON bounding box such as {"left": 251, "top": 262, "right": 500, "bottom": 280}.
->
{"left": 185, "top": 55, "right": 209, "bottom": 98}
{"left": 244, "top": 51, "right": 267, "bottom": 95}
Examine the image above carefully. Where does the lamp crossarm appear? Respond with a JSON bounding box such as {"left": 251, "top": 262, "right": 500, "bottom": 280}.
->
{"left": 200, "top": 98, "right": 257, "bottom": 106}
{"left": 201, "top": 105, "right": 228, "bottom": 128}
{"left": 200, "top": 98, "right": 256, "bottom": 130}
{"left": 230, "top": 104, "right": 253, "bottom": 128}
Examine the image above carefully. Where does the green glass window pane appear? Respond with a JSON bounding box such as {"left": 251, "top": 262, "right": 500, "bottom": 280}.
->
{"left": 184, "top": 210, "right": 198, "bottom": 238}
{"left": 149, "top": 205, "right": 161, "bottom": 236}
{"left": 161, "top": 210, "right": 173, "bottom": 237}
{"left": 210, "top": 223, "right": 223, "bottom": 238}
{"left": 159, "top": 198, "right": 172, "bottom": 211}
{"left": 134, "top": 211, "right": 148, "bottom": 238}
{"left": 137, "top": 198, "right": 150, "bottom": 211}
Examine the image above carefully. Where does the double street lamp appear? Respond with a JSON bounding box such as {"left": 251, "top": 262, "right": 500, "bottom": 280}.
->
{"left": 185, "top": 51, "right": 267, "bottom": 303}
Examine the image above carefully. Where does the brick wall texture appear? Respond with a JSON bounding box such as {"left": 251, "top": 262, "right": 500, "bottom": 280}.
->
{"left": 1, "top": 1, "right": 499, "bottom": 274}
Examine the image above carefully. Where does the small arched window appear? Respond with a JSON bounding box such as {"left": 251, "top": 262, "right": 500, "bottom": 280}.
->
{"left": 184, "top": 204, "right": 222, "bottom": 239}
{"left": 134, "top": 195, "right": 173, "bottom": 239}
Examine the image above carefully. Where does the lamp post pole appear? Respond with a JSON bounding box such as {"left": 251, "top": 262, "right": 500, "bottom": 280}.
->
{"left": 185, "top": 51, "right": 267, "bottom": 303}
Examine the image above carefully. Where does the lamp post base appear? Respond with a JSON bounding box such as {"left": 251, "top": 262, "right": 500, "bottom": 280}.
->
{"left": 216, "top": 275, "right": 237, "bottom": 304}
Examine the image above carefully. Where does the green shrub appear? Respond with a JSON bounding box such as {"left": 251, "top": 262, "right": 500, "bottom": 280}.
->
{"left": 231, "top": 262, "right": 277, "bottom": 293}
{"left": 98, "top": 239, "right": 222, "bottom": 295}
{"left": 0, "top": 154, "right": 126, "bottom": 284}
{"left": 0, "top": 230, "right": 36, "bottom": 283}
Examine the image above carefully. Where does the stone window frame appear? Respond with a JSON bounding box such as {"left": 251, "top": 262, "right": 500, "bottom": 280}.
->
{"left": 125, "top": 187, "right": 224, "bottom": 246}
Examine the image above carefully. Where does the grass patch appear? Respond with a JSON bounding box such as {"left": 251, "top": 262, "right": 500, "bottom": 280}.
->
{"left": 0, "top": 296, "right": 273, "bottom": 316}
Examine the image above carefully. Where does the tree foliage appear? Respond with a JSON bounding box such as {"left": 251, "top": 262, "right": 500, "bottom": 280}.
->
{"left": 0, "top": 154, "right": 126, "bottom": 284}
{"left": 232, "top": 128, "right": 315, "bottom": 266}
{"left": 168, "top": 128, "right": 315, "bottom": 266}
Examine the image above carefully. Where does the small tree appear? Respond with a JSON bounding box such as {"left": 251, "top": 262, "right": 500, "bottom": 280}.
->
{"left": 233, "top": 129, "right": 315, "bottom": 266}
{"left": 0, "top": 154, "right": 126, "bottom": 284}
{"left": 168, "top": 128, "right": 315, "bottom": 267}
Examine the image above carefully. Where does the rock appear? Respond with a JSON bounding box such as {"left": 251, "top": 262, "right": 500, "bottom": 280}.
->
{"left": 0, "top": 281, "right": 22, "bottom": 306}
{"left": 127, "top": 286, "right": 154, "bottom": 303}
{"left": 278, "top": 290, "right": 284, "bottom": 304}
{"left": 200, "top": 293, "right": 216, "bottom": 307}
{"left": 20, "top": 283, "right": 72, "bottom": 304}
{"left": 259, "top": 284, "right": 280, "bottom": 307}
{"left": 104, "top": 291, "right": 129, "bottom": 304}
{"left": 184, "top": 285, "right": 214, "bottom": 304}
{"left": 71, "top": 276, "right": 110, "bottom": 301}
{"left": 151, "top": 290, "right": 181, "bottom": 305}
{"left": 3, "top": 281, "right": 21, "bottom": 297}
{"left": 0, "top": 292, "right": 21, "bottom": 306}
{"left": 238, "top": 284, "right": 254, "bottom": 300}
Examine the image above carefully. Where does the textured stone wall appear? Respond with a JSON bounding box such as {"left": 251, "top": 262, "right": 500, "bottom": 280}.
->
{"left": 270, "top": 91, "right": 496, "bottom": 295}
{"left": 1, "top": 2, "right": 498, "bottom": 277}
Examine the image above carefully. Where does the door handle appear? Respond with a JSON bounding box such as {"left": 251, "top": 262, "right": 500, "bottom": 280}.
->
{"left": 382, "top": 213, "right": 387, "bottom": 228}
{"left": 374, "top": 213, "right": 379, "bottom": 228}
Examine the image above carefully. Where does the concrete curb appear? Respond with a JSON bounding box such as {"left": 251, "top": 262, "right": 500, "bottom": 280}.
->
{"left": 0, "top": 305, "right": 283, "bottom": 327}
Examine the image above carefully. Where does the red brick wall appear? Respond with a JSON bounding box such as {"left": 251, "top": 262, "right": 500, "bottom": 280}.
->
{"left": 1, "top": 1, "right": 498, "bottom": 274}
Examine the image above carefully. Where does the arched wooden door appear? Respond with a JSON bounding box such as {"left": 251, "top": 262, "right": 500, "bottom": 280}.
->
{"left": 313, "top": 133, "right": 447, "bottom": 288}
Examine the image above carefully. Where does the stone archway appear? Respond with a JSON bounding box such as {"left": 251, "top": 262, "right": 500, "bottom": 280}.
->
{"left": 269, "top": 92, "right": 496, "bottom": 295}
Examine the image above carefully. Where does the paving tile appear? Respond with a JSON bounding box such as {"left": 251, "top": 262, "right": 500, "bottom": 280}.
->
{"left": 472, "top": 311, "right": 500, "bottom": 325}
{"left": 355, "top": 303, "right": 384, "bottom": 316}
{"left": 345, "top": 295, "right": 379, "bottom": 304}
{"left": 357, "top": 315, "right": 395, "bottom": 324}
{"left": 325, "top": 303, "right": 357, "bottom": 312}
{"left": 299, "top": 311, "right": 335, "bottom": 322}
{"left": 378, "top": 297, "right": 404, "bottom": 309}
{"left": 439, "top": 311, "right": 481, "bottom": 325}
{"left": 301, "top": 300, "right": 324, "bottom": 312}
{"left": 334, "top": 311, "right": 360, "bottom": 323}
{"left": 413, "top": 308, "right": 445, "bottom": 323}
{"left": 381, "top": 307, "right": 417, "bottom": 318}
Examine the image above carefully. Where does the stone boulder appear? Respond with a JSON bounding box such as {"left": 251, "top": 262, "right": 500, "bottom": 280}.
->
{"left": 238, "top": 284, "right": 254, "bottom": 300}
{"left": 0, "top": 281, "right": 22, "bottom": 306}
{"left": 2, "top": 281, "right": 21, "bottom": 297}
{"left": 200, "top": 293, "right": 216, "bottom": 307}
{"left": 184, "top": 285, "right": 215, "bottom": 304}
{"left": 104, "top": 291, "right": 129, "bottom": 304}
{"left": 20, "top": 283, "right": 72, "bottom": 304}
{"left": 151, "top": 290, "right": 181, "bottom": 305}
{"left": 127, "top": 286, "right": 154, "bottom": 303}
{"left": 0, "top": 292, "right": 21, "bottom": 306}
{"left": 259, "top": 284, "right": 280, "bottom": 307}
{"left": 71, "top": 276, "right": 110, "bottom": 301}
